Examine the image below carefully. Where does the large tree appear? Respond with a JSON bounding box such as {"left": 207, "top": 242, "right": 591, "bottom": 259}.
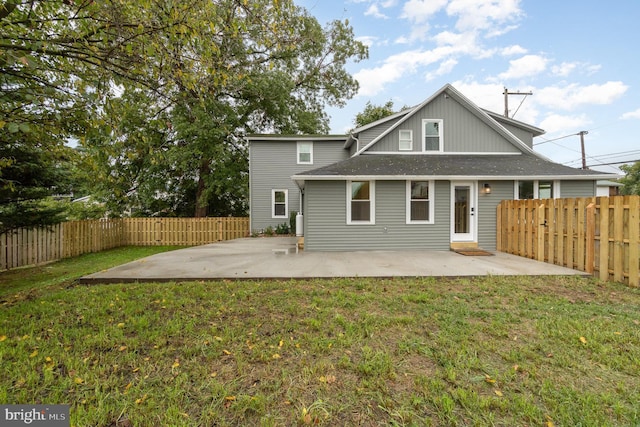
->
{"left": 2, "top": 0, "right": 367, "bottom": 221}
{"left": 81, "top": 1, "right": 368, "bottom": 217}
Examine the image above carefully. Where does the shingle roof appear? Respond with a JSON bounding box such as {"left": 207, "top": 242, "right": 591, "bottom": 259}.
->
{"left": 293, "top": 154, "right": 614, "bottom": 180}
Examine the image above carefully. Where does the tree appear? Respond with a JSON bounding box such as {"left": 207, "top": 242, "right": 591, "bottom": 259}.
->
{"left": 619, "top": 162, "right": 640, "bottom": 195}
{"left": 0, "top": 0, "right": 195, "bottom": 228}
{"left": 81, "top": 1, "right": 368, "bottom": 217}
{"left": 354, "top": 100, "right": 398, "bottom": 128}
{"left": 2, "top": 0, "right": 368, "bottom": 222}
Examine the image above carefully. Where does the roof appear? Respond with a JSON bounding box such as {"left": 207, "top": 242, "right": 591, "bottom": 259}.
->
{"left": 292, "top": 154, "right": 617, "bottom": 186}
{"left": 247, "top": 135, "right": 348, "bottom": 142}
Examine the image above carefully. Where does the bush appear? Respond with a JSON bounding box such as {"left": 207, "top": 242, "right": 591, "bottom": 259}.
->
{"left": 264, "top": 226, "right": 274, "bottom": 236}
{"left": 289, "top": 211, "right": 297, "bottom": 233}
{"left": 275, "top": 223, "right": 290, "bottom": 235}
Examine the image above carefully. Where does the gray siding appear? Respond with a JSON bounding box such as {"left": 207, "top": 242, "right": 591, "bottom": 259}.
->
{"left": 477, "top": 181, "right": 514, "bottom": 250}
{"left": 560, "top": 180, "right": 596, "bottom": 198}
{"left": 357, "top": 116, "right": 404, "bottom": 151}
{"left": 367, "top": 95, "right": 521, "bottom": 154}
{"left": 304, "top": 180, "right": 451, "bottom": 251}
{"left": 250, "top": 141, "right": 348, "bottom": 232}
{"left": 500, "top": 123, "right": 534, "bottom": 148}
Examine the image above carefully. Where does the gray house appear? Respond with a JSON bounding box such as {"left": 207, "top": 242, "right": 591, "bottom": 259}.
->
{"left": 248, "top": 84, "right": 615, "bottom": 251}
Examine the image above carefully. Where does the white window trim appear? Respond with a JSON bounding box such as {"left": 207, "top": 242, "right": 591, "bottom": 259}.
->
{"left": 297, "top": 141, "right": 313, "bottom": 165}
{"left": 399, "top": 129, "right": 413, "bottom": 151}
{"left": 406, "top": 180, "right": 435, "bottom": 224}
{"left": 422, "top": 119, "right": 444, "bottom": 152}
{"left": 346, "top": 180, "right": 375, "bottom": 225}
{"left": 271, "top": 189, "right": 288, "bottom": 218}
{"left": 514, "top": 180, "right": 560, "bottom": 199}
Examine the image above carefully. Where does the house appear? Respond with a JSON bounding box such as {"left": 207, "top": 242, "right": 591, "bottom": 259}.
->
{"left": 596, "top": 180, "right": 622, "bottom": 197}
{"left": 248, "top": 84, "right": 616, "bottom": 251}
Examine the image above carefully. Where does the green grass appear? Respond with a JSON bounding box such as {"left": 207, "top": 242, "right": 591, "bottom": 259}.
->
{"left": 1, "top": 250, "right": 640, "bottom": 426}
{"left": 0, "top": 246, "right": 185, "bottom": 297}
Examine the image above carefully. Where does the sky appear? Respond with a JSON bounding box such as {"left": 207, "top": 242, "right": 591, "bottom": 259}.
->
{"left": 294, "top": 0, "right": 640, "bottom": 174}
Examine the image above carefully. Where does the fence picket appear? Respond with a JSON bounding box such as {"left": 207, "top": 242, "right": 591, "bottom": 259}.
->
{"left": 498, "top": 196, "right": 639, "bottom": 287}
{"left": 0, "top": 217, "right": 249, "bottom": 270}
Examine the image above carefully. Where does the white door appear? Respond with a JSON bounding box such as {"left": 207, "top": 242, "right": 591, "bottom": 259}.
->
{"left": 451, "top": 181, "right": 477, "bottom": 243}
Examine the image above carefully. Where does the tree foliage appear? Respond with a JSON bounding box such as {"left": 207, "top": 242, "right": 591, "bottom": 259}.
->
{"left": 354, "top": 100, "right": 398, "bottom": 129}
{"left": 619, "top": 161, "right": 640, "bottom": 195}
{"left": 1, "top": 0, "right": 368, "bottom": 223}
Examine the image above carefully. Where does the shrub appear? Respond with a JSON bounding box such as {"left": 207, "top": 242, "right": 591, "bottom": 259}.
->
{"left": 264, "top": 226, "right": 274, "bottom": 236}
{"left": 275, "top": 222, "right": 290, "bottom": 235}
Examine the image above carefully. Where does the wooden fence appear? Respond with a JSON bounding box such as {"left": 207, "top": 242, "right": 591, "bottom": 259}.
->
{"left": 497, "top": 196, "right": 640, "bottom": 287}
{"left": 0, "top": 217, "right": 249, "bottom": 270}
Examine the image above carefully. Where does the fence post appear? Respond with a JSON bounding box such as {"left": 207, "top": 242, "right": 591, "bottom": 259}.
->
{"left": 496, "top": 202, "right": 503, "bottom": 252}
{"left": 585, "top": 202, "right": 596, "bottom": 274}
{"left": 599, "top": 197, "right": 610, "bottom": 281}
{"left": 629, "top": 196, "right": 639, "bottom": 287}
{"left": 536, "top": 203, "right": 546, "bottom": 262}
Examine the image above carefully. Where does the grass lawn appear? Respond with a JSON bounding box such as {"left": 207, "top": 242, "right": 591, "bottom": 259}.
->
{"left": 1, "top": 249, "right": 640, "bottom": 426}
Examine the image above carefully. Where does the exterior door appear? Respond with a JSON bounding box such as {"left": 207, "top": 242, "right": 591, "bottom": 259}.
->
{"left": 451, "top": 181, "right": 477, "bottom": 244}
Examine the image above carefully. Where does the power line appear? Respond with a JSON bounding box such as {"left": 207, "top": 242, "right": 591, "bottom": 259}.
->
{"left": 585, "top": 159, "right": 640, "bottom": 167}
{"left": 533, "top": 132, "right": 581, "bottom": 146}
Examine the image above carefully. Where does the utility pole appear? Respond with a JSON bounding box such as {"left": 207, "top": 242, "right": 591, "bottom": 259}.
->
{"left": 579, "top": 130, "right": 589, "bottom": 169}
{"left": 503, "top": 87, "right": 533, "bottom": 118}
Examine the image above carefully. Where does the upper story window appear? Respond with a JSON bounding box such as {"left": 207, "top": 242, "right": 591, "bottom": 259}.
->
{"left": 297, "top": 141, "right": 313, "bottom": 164}
{"left": 399, "top": 130, "right": 413, "bottom": 151}
{"left": 347, "top": 181, "right": 375, "bottom": 224}
{"left": 422, "top": 119, "right": 443, "bottom": 152}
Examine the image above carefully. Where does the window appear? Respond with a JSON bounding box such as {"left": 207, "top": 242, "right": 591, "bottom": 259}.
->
{"left": 518, "top": 180, "right": 535, "bottom": 199}
{"left": 399, "top": 130, "right": 413, "bottom": 151}
{"left": 515, "top": 180, "right": 559, "bottom": 199}
{"left": 272, "top": 189, "right": 288, "bottom": 218}
{"left": 347, "top": 181, "right": 375, "bottom": 224}
{"left": 538, "top": 180, "right": 554, "bottom": 199}
{"left": 406, "top": 181, "right": 434, "bottom": 224}
{"left": 297, "top": 142, "right": 313, "bottom": 164}
{"left": 422, "top": 119, "right": 443, "bottom": 152}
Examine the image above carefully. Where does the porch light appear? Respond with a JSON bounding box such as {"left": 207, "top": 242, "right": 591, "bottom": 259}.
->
{"left": 483, "top": 183, "right": 492, "bottom": 194}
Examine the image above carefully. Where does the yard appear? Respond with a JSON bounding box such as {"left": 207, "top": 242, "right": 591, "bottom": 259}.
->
{"left": 1, "top": 248, "right": 639, "bottom": 426}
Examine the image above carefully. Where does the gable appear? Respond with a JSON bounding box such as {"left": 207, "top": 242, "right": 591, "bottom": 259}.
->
{"left": 366, "top": 94, "right": 521, "bottom": 154}
{"left": 354, "top": 84, "right": 538, "bottom": 157}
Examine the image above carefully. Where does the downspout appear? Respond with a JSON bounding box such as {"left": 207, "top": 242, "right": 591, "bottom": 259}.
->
{"left": 349, "top": 132, "right": 360, "bottom": 155}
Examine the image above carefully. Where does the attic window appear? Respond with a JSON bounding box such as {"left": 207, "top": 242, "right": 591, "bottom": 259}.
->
{"left": 399, "top": 130, "right": 413, "bottom": 151}
{"left": 422, "top": 119, "right": 443, "bottom": 152}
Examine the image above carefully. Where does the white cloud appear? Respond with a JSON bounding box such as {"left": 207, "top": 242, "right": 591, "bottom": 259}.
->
{"left": 446, "top": 0, "right": 523, "bottom": 32}
{"left": 356, "top": 36, "right": 378, "bottom": 47}
{"left": 551, "top": 61, "right": 602, "bottom": 77}
{"left": 355, "top": 43, "right": 476, "bottom": 95}
{"left": 539, "top": 114, "right": 591, "bottom": 135}
{"left": 425, "top": 58, "right": 458, "bottom": 81}
{"left": 551, "top": 62, "right": 578, "bottom": 77}
{"left": 401, "top": 0, "right": 448, "bottom": 24}
{"left": 621, "top": 108, "right": 640, "bottom": 120}
{"left": 501, "top": 45, "right": 527, "bottom": 56}
{"left": 354, "top": 50, "right": 431, "bottom": 96}
{"left": 537, "top": 81, "right": 628, "bottom": 110}
{"left": 365, "top": 4, "right": 388, "bottom": 18}
{"left": 499, "top": 54, "right": 548, "bottom": 79}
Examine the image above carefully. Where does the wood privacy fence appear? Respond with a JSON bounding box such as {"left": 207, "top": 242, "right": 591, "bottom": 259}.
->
{"left": 497, "top": 196, "right": 639, "bottom": 287}
{"left": 0, "top": 217, "right": 249, "bottom": 270}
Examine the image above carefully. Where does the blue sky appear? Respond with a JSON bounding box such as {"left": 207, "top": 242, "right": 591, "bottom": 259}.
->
{"left": 295, "top": 0, "right": 640, "bottom": 174}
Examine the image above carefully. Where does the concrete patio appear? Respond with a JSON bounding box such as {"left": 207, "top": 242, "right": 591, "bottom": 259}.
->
{"left": 79, "top": 237, "right": 587, "bottom": 283}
